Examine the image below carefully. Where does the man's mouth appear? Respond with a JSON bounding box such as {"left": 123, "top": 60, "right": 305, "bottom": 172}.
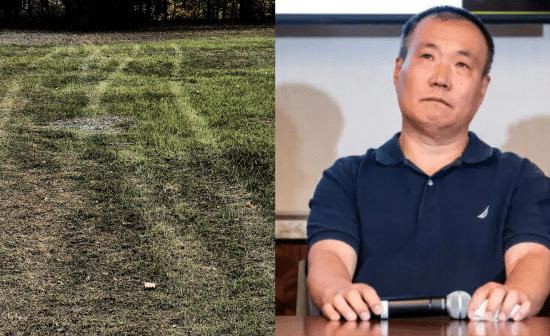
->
{"left": 421, "top": 97, "right": 452, "bottom": 108}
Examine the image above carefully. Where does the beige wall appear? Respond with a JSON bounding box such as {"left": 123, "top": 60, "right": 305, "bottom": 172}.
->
{"left": 500, "top": 116, "right": 550, "bottom": 174}
{"left": 275, "top": 84, "right": 343, "bottom": 216}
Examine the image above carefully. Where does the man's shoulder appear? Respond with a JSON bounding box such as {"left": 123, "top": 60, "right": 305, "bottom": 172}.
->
{"left": 472, "top": 136, "right": 547, "bottom": 181}
{"left": 319, "top": 150, "right": 382, "bottom": 187}
{"left": 490, "top": 147, "right": 524, "bottom": 164}
{"left": 490, "top": 147, "right": 540, "bottom": 171}
{"left": 499, "top": 150, "right": 548, "bottom": 180}
{"left": 468, "top": 133, "right": 535, "bottom": 168}
{"left": 328, "top": 149, "right": 379, "bottom": 172}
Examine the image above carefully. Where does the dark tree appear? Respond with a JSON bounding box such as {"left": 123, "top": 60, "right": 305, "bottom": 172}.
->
{"left": 163, "top": 0, "right": 169, "bottom": 20}
{"left": 145, "top": 0, "right": 152, "bottom": 21}
{"left": 60, "top": 0, "right": 73, "bottom": 20}
{"left": 1, "top": 0, "right": 274, "bottom": 29}
{"left": 3, "top": 0, "right": 22, "bottom": 27}
{"left": 90, "top": 0, "right": 142, "bottom": 29}
{"left": 41, "top": 0, "right": 50, "bottom": 14}
{"left": 27, "top": 0, "right": 34, "bottom": 18}
{"left": 239, "top": 0, "right": 251, "bottom": 22}
{"left": 221, "top": 0, "right": 228, "bottom": 21}
{"left": 153, "top": 0, "right": 169, "bottom": 21}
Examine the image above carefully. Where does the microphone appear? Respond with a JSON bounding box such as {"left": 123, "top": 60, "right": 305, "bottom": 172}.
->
{"left": 380, "top": 290, "right": 471, "bottom": 319}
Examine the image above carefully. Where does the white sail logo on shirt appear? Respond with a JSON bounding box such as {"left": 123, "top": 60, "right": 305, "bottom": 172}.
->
{"left": 477, "top": 206, "right": 490, "bottom": 219}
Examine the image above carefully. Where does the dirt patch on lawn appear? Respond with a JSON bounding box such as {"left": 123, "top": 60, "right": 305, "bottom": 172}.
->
{"left": 45, "top": 116, "right": 138, "bottom": 134}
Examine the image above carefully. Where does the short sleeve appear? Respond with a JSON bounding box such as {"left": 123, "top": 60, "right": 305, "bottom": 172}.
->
{"left": 504, "top": 159, "right": 550, "bottom": 252}
{"left": 307, "top": 156, "right": 362, "bottom": 255}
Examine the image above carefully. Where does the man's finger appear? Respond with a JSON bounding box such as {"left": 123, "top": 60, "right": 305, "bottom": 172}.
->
{"left": 322, "top": 302, "right": 342, "bottom": 321}
{"left": 498, "top": 290, "right": 519, "bottom": 321}
{"left": 508, "top": 304, "right": 521, "bottom": 320}
{"left": 468, "top": 286, "right": 492, "bottom": 320}
{"left": 512, "top": 300, "right": 531, "bottom": 321}
{"left": 332, "top": 294, "right": 357, "bottom": 321}
{"left": 485, "top": 287, "right": 506, "bottom": 320}
{"left": 360, "top": 286, "right": 383, "bottom": 316}
{"left": 345, "top": 290, "right": 371, "bottom": 320}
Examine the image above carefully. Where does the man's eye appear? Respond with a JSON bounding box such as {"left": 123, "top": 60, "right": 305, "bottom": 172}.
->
{"left": 457, "top": 62, "right": 469, "bottom": 68}
{"left": 421, "top": 54, "right": 432, "bottom": 59}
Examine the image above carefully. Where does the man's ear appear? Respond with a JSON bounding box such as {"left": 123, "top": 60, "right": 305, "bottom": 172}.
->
{"left": 394, "top": 57, "right": 404, "bottom": 88}
{"left": 481, "top": 74, "right": 491, "bottom": 97}
{"left": 475, "top": 74, "right": 491, "bottom": 110}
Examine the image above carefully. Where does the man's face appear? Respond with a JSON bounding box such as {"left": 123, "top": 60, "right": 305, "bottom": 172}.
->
{"left": 394, "top": 16, "right": 491, "bottom": 137}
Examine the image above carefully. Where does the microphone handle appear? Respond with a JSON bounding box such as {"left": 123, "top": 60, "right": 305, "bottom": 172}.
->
{"left": 380, "top": 298, "right": 447, "bottom": 319}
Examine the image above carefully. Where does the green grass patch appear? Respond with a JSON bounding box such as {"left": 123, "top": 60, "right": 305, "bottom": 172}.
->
{"left": 20, "top": 85, "right": 90, "bottom": 122}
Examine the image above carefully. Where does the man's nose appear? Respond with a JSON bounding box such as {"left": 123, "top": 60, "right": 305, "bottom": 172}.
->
{"left": 429, "top": 63, "right": 451, "bottom": 89}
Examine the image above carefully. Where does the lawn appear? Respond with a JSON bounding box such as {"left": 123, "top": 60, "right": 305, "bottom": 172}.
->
{"left": 0, "top": 27, "right": 274, "bottom": 335}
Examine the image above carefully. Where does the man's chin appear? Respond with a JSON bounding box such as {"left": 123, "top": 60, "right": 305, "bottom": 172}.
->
{"left": 411, "top": 120, "right": 460, "bottom": 138}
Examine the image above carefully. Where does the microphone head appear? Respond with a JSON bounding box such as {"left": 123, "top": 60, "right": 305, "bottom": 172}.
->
{"left": 446, "top": 291, "right": 471, "bottom": 319}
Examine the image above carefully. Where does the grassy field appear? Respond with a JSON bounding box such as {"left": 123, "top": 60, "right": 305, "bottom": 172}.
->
{"left": 0, "top": 28, "right": 274, "bottom": 335}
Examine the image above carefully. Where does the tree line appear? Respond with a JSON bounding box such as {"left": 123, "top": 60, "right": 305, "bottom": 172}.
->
{"left": 1, "top": 0, "right": 274, "bottom": 29}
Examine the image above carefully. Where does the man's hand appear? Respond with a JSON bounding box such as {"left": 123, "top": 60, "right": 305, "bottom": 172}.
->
{"left": 468, "top": 282, "right": 531, "bottom": 321}
{"left": 468, "top": 242, "right": 550, "bottom": 321}
{"left": 308, "top": 239, "right": 382, "bottom": 321}
{"left": 321, "top": 282, "right": 382, "bottom": 321}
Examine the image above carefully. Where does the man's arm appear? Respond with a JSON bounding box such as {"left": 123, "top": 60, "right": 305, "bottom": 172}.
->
{"left": 307, "top": 239, "right": 382, "bottom": 321}
{"left": 468, "top": 242, "right": 550, "bottom": 321}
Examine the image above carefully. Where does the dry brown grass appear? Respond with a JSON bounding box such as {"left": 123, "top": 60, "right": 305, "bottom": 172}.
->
{"left": 0, "top": 127, "right": 165, "bottom": 333}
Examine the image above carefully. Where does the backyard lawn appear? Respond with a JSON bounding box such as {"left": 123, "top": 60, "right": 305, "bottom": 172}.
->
{"left": 0, "top": 27, "right": 274, "bottom": 335}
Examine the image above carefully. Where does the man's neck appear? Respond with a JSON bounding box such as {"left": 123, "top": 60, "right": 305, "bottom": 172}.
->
{"left": 398, "top": 129, "right": 470, "bottom": 176}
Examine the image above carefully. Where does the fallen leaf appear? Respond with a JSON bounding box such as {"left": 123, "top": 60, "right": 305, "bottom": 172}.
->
{"left": 245, "top": 201, "right": 253, "bottom": 208}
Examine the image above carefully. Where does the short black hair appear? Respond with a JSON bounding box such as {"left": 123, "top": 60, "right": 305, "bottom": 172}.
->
{"left": 398, "top": 6, "right": 494, "bottom": 76}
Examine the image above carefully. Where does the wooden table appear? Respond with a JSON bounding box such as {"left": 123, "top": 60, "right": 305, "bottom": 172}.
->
{"left": 276, "top": 315, "right": 550, "bottom": 335}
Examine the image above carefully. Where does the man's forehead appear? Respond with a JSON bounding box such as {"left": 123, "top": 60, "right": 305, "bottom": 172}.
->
{"left": 413, "top": 16, "right": 483, "bottom": 39}
{"left": 410, "top": 16, "right": 487, "bottom": 55}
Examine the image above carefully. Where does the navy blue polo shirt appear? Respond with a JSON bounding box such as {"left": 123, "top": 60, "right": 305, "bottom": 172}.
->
{"left": 308, "top": 132, "right": 550, "bottom": 299}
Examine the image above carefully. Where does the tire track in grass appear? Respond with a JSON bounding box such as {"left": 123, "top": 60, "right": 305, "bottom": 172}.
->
{"left": 0, "top": 82, "right": 22, "bottom": 140}
{"left": 166, "top": 42, "right": 274, "bottom": 333}
{"left": 170, "top": 42, "right": 217, "bottom": 147}
{"left": 43, "top": 43, "right": 141, "bottom": 120}
{"left": 25, "top": 46, "right": 61, "bottom": 66}
{"left": 83, "top": 44, "right": 140, "bottom": 115}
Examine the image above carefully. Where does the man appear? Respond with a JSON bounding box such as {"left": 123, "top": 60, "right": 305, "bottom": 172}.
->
{"left": 307, "top": 6, "right": 550, "bottom": 322}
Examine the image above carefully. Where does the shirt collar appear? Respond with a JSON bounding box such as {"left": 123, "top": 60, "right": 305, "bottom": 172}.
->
{"left": 460, "top": 131, "right": 494, "bottom": 164}
{"left": 375, "top": 131, "right": 494, "bottom": 166}
{"left": 375, "top": 133, "right": 405, "bottom": 165}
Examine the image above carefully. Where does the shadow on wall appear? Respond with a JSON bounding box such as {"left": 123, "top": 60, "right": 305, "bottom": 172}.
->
{"left": 501, "top": 115, "right": 550, "bottom": 176}
{"left": 276, "top": 83, "right": 344, "bottom": 216}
